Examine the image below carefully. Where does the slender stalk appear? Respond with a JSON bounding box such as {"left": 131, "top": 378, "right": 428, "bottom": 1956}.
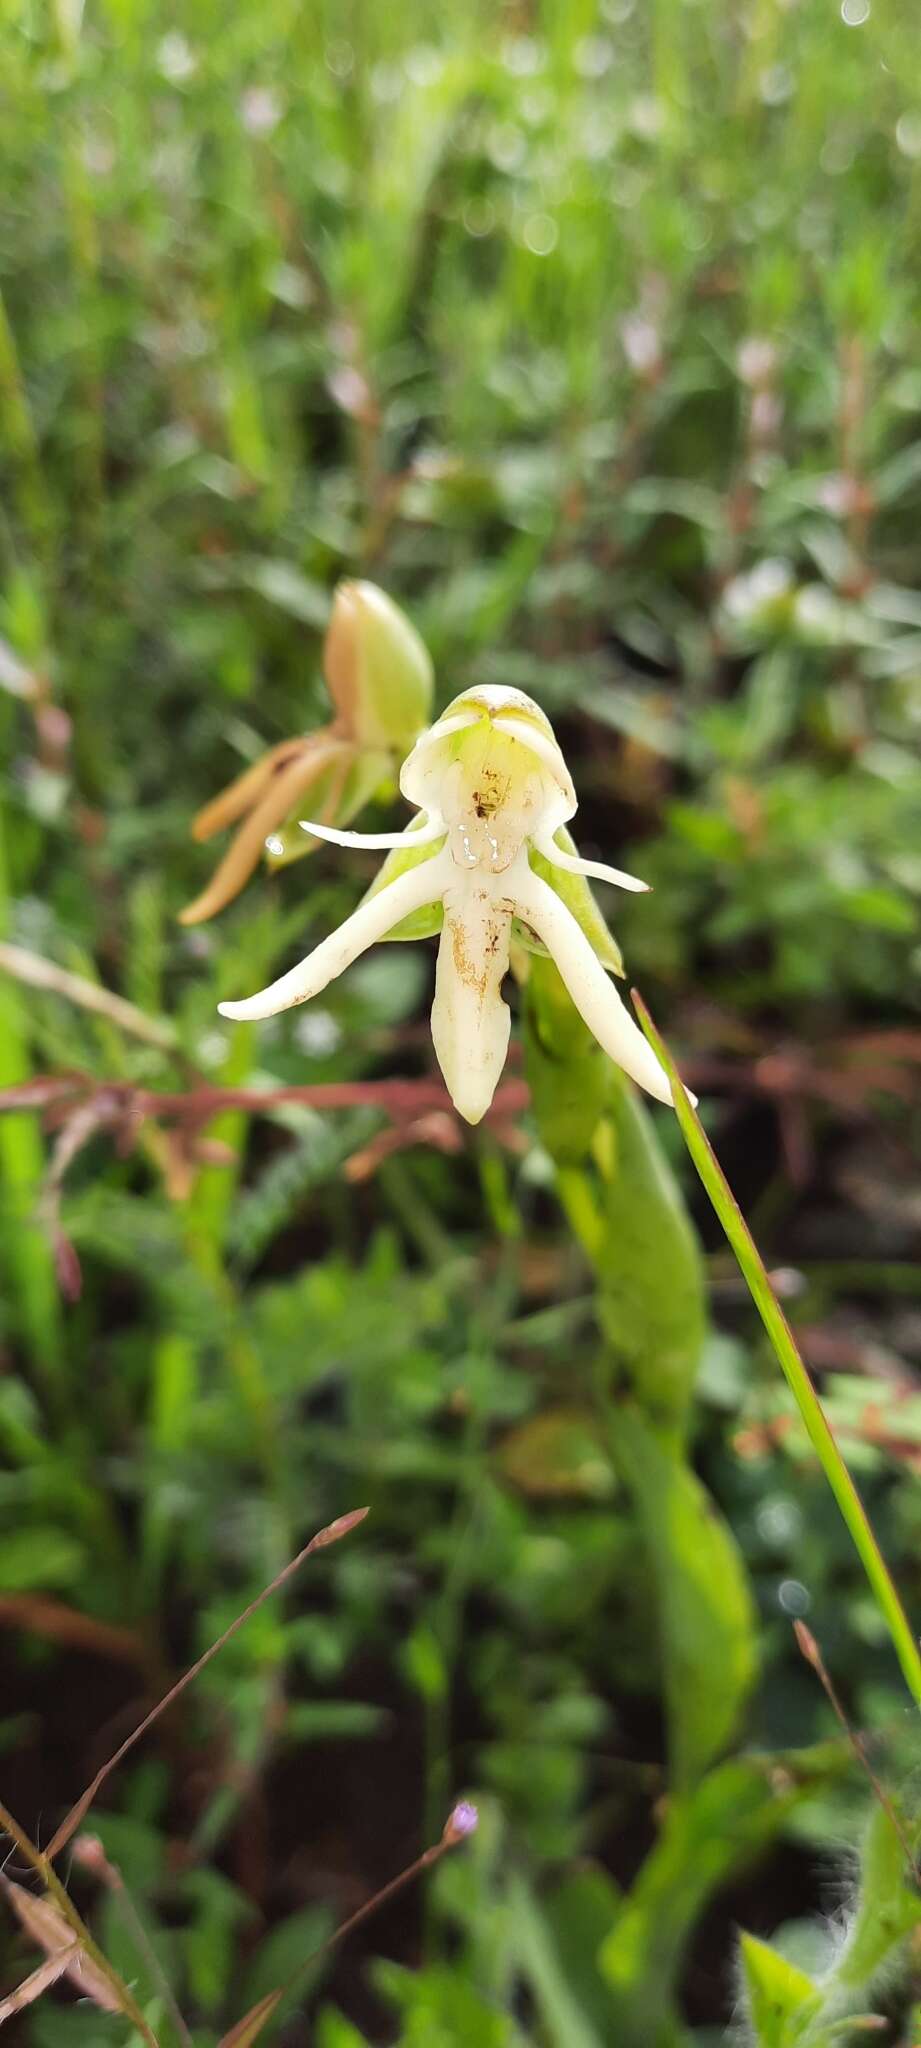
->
{"left": 634, "top": 993, "right": 921, "bottom": 1709}
{"left": 46, "top": 1508, "right": 369, "bottom": 1859}
{"left": 73, "top": 1840, "right": 194, "bottom": 2048}
{"left": 0, "top": 942, "right": 178, "bottom": 1049}
{"left": 0, "top": 1799, "right": 159, "bottom": 2047}
{"left": 306, "top": 1833, "right": 453, "bottom": 1966}
{"left": 221, "top": 1804, "right": 479, "bottom": 2044}
{"left": 793, "top": 1621, "right": 918, "bottom": 1876}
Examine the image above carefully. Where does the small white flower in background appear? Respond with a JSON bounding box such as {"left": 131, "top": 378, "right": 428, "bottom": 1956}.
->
{"left": 219, "top": 686, "right": 681, "bottom": 1124}
{"left": 157, "top": 31, "right": 196, "bottom": 82}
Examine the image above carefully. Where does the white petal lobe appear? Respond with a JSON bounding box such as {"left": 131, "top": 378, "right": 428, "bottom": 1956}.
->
{"left": 512, "top": 865, "right": 687, "bottom": 1107}
{"left": 218, "top": 851, "right": 451, "bottom": 1021}
{"left": 431, "top": 884, "right": 512, "bottom": 1125}
{"left": 299, "top": 815, "right": 445, "bottom": 851}
{"left": 533, "top": 828, "right": 649, "bottom": 894}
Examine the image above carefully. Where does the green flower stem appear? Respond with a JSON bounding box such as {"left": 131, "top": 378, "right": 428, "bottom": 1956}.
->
{"left": 634, "top": 992, "right": 921, "bottom": 1710}
{"left": 0, "top": 803, "right": 62, "bottom": 1383}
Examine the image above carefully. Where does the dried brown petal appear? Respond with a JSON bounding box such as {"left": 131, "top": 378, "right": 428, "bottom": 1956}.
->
{"left": 180, "top": 740, "right": 346, "bottom": 924}
{"left": 191, "top": 737, "right": 313, "bottom": 843}
{"left": 1, "top": 1878, "right": 125, "bottom": 2015}
{"left": 0, "top": 1942, "right": 81, "bottom": 2022}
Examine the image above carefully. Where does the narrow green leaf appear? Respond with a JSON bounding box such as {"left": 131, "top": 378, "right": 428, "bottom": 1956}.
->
{"left": 507, "top": 1873, "right": 606, "bottom": 2048}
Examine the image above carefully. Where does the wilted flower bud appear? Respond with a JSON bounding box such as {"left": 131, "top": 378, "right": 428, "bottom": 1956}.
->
{"left": 324, "top": 580, "right": 434, "bottom": 755}
{"left": 179, "top": 579, "right": 433, "bottom": 924}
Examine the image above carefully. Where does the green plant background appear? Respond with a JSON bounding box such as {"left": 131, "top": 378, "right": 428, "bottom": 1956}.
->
{"left": 1, "top": 0, "right": 920, "bottom": 2042}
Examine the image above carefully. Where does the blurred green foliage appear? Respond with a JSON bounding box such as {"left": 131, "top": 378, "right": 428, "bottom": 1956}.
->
{"left": 1, "top": 0, "right": 920, "bottom": 2040}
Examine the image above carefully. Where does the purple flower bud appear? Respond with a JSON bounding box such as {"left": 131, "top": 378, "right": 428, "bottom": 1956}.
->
{"left": 443, "top": 1801, "right": 479, "bottom": 1844}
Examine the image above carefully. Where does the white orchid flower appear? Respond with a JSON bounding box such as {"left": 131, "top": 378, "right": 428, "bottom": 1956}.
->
{"left": 218, "top": 685, "right": 681, "bottom": 1124}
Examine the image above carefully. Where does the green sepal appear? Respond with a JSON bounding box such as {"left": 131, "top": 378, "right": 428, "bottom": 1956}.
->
{"left": 518, "top": 830, "right": 624, "bottom": 977}
{"left": 361, "top": 819, "right": 446, "bottom": 943}
{"left": 523, "top": 954, "right": 612, "bottom": 1160}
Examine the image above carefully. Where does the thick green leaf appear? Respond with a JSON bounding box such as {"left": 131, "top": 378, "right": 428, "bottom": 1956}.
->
{"left": 738, "top": 1931, "right": 821, "bottom": 2046}
{"left": 615, "top": 1411, "right": 758, "bottom": 1790}
{"left": 594, "top": 1077, "right": 707, "bottom": 1427}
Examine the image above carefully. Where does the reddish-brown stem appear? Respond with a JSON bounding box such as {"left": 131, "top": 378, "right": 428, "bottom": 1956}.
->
{"left": 44, "top": 1508, "right": 369, "bottom": 1861}
{"left": 793, "top": 1621, "right": 919, "bottom": 1880}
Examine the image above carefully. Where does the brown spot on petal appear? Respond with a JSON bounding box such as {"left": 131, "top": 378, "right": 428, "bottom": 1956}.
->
{"left": 452, "top": 912, "right": 487, "bottom": 999}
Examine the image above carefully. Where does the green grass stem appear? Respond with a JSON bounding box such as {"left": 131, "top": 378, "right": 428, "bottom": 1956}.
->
{"left": 634, "top": 992, "right": 921, "bottom": 1710}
